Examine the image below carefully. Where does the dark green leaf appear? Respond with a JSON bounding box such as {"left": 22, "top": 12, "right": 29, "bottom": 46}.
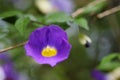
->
{"left": 15, "top": 17, "right": 30, "bottom": 36}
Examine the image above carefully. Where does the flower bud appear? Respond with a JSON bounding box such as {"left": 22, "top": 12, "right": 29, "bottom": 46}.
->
{"left": 78, "top": 33, "right": 92, "bottom": 47}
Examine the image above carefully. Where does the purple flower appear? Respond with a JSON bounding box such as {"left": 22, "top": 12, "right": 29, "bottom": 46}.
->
{"left": 91, "top": 70, "right": 106, "bottom": 80}
{"left": 0, "top": 54, "right": 19, "bottom": 80}
{"left": 24, "top": 25, "right": 72, "bottom": 67}
{"left": 49, "top": 0, "right": 74, "bottom": 14}
{"left": 2, "top": 63, "right": 18, "bottom": 80}
{"left": 0, "top": 54, "right": 10, "bottom": 63}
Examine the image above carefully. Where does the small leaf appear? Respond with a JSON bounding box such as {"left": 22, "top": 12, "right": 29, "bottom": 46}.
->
{"left": 98, "top": 62, "right": 120, "bottom": 71}
{"left": 15, "top": 17, "right": 30, "bottom": 36}
{"left": 0, "top": 11, "right": 21, "bottom": 18}
{"left": 97, "top": 53, "right": 120, "bottom": 71}
{"left": 45, "top": 12, "right": 72, "bottom": 23}
{"left": 100, "top": 54, "right": 118, "bottom": 64}
{"left": 74, "top": 18, "right": 89, "bottom": 30}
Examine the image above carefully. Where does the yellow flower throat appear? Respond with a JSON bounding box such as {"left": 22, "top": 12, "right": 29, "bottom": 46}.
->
{"left": 41, "top": 46, "right": 57, "bottom": 57}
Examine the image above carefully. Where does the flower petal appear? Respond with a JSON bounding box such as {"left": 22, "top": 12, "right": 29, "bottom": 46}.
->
{"left": 28, "top": 25, "right": 68, "bottom": 48}
{"left": 91, "top": 70, "right": 106, "bottom": 80}
{"left": 25, "top": 38, "right": 71, "bottom": 67}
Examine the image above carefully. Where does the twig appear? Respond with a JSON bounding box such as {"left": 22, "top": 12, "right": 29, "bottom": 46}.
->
{"left": 0, "top": 21, "right": 46, "bottom": 53}
{"left": 97, "top": 5, "right": 120, "bottom": 18}
{"left": 0, "top": 41, "right": 27, "bottom": 53}
{"left": 71, "top": 8, "right": 84, "bottom": 18}
{"left": 0, "top": 21, "right": 45, "bottom": 53}
{"left": 71, "top": 0, "right": 106, "bottom": 18}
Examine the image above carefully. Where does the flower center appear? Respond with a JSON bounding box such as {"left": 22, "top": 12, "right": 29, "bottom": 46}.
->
{"left": 41, "top": 46, "right": 57, "bottom": 57}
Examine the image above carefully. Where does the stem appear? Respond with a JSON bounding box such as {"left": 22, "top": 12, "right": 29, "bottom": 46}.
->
{"left": 71, "top": 0, "right": 107, "bottom": 18}
{"left": 97, "top": 5, "right": 120, "bottom": 18}
{"left": 0, "top": 41, "right": 27, "bottom": 53}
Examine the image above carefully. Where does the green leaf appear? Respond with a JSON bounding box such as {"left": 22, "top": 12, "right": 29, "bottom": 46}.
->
{"left": 84, "top": 0, "right": 107, "bottom": 14}
{"left": 15, "top": 17, "right": 30, "bottom": 36}
{"left": 0, "top": 11, "right": 21, "bottom": 18}
{"left": 97, "top": 53, "right": 120, "bottom": 71}
{"left": 97, "top": 62, "right": 120, "bottom": 71}
{"left": 45, "top": 12, "right": 72, "bottom": 23}
{"left": 100, "top": 54, "right": 118, "bottom": 64}
{"left": 74, "top": 18, "right": 89, "bottom": 30}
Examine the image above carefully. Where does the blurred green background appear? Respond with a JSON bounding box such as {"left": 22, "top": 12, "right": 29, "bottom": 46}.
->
{"left": 0, "top": 0, "right": 120, "bottom": 80}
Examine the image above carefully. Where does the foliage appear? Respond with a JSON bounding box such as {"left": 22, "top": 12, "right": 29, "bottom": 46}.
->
{"left": 0, "top": 0, "right": 120, "bottom": 80}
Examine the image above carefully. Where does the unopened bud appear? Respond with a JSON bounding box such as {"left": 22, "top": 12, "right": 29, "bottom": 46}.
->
{"left": 78, "top": 34, "right": 92, "bottom": 47}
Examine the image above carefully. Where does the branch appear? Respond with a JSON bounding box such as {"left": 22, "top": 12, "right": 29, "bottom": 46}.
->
{"left": 0, "top": 20, "right": 46, "bottom": 53}
{"left": 71, "top": 0, "right": 106, "bottom": 18}
{"left": 97, "top": 5, "right": 120, "bottom": 18}
{"left": 0, "top": 41, "right": 27, "bottom": 53}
